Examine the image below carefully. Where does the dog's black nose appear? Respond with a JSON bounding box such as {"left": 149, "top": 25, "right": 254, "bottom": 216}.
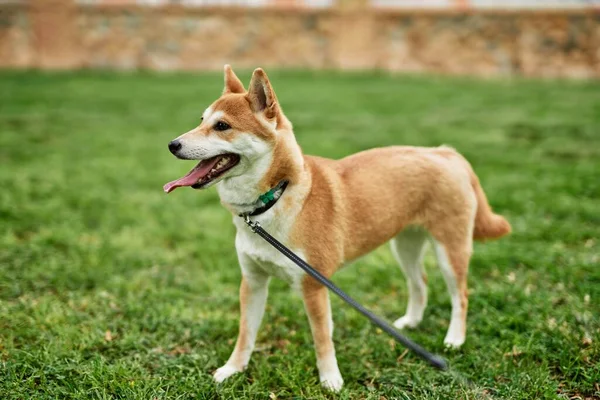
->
{"left": 168, "top": 140, "right": 182, "bottom": 155}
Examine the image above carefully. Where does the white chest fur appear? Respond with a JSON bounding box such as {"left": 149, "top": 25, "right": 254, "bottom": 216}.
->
{"left": 222, "top": 161, "right": 312, "bottom": 290}
{"left": 233, "top": 216, "right": 307, "bottom": 290}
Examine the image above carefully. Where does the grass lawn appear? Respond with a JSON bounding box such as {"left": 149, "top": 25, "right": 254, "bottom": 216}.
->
{"left": 0, "top": 70, "right": 599, "bottom": 399}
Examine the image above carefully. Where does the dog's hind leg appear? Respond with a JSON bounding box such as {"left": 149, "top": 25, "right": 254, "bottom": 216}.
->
{"left": 214, "top": 256, "right": 270, "bottom": 383}
{"left": 391, "top": 227, "right": 429, "bottom": 330}
{"left": 431, "top": 236, "right": 472, "bottom": 348}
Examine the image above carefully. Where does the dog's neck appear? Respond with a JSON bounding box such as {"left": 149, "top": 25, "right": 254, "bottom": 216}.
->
{"left": 217, "top": 129, "right": 307, "bottom": 216}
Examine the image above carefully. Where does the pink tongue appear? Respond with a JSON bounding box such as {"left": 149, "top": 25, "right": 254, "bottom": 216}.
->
{"left": 163, "top": 156, "right": 222, "bottom": 193}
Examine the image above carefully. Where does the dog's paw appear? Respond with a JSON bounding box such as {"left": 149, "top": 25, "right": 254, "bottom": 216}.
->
{"left": 443, "top": 333, "right": 465, "bottom": 349}
{"left": 320, "top": 370, "right": 344, "bottom": 392}
{"left": 214, "top": 364, "right": 242, "bottom": 383}
{"left": 393, "top": 315, "right": 421, "bottom": 330}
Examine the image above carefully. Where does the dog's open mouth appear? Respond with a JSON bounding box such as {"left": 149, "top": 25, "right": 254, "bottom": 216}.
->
{"left": 163, "top": 153, "right": 240, "bottom": 193}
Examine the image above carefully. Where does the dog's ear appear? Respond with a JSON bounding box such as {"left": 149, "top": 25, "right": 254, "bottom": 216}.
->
{"left": 246, "top": 68, "right": 279, "bottom": 120}
{"left": 223, "top": 65, "right": 245, "bottom": 94}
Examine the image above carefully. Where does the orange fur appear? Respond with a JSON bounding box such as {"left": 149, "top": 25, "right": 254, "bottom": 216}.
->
{"left": 290, "top": 147, "right": 510, "bottom": 275}
{"left": 229, "top": 278, "right": 251, "bottom": 369}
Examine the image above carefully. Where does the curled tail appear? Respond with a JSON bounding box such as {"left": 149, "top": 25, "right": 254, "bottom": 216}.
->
{"left": 469, "top": 168, "right": 511, "bottom": 241}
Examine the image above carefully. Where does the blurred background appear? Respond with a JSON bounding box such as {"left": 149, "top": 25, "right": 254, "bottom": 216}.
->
{"left": 1, "top": 1, "right": 599, "bottom": 398}
{"left": 0, "top": 0, "right": 598, "bottom": 78}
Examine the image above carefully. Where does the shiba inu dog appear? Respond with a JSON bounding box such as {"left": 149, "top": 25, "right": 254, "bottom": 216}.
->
{"left": 163, "top": 66, "right": 511, "bottom": 391}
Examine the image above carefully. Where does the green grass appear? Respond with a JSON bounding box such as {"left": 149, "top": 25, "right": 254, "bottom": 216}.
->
{"left": 1, "top": 70, "right": 599, "bottom": 399}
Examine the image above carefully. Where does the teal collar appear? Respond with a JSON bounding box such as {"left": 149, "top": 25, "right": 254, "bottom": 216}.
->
{"left": 243, "top": 180, "right": 289, "bottom": 217}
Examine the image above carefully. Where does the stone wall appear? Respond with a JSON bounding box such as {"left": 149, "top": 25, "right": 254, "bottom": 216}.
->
{"left": 0, "top": 1, "right": 598, "bottom": 78}
{"left": 0, "top": 3, "right": 34, "bottom": 68}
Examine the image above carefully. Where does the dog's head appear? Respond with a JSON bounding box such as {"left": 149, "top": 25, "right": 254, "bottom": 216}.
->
{"left": 164, "top": 66, "right": 293, "bottom": 194}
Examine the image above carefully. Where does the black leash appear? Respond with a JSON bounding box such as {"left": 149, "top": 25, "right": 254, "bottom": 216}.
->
{"left": 241, "top": 215, "right": 448, "bottom": 371}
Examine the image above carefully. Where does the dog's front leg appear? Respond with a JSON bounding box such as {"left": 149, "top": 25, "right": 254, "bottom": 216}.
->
{"left": 214, "top": 266, "right": 270, "bottom": 383}
{"left": 302, "top": 277, "right": 343, "bottom": 392}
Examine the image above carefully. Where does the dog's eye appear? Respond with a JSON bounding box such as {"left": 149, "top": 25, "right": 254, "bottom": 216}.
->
{"left": 214, "top": 121, "right": 231, "bottom": 131}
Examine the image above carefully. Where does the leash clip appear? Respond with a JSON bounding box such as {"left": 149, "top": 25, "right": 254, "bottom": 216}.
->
{"left": 241, "top": 214, "right": 260, "bottom": 232}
